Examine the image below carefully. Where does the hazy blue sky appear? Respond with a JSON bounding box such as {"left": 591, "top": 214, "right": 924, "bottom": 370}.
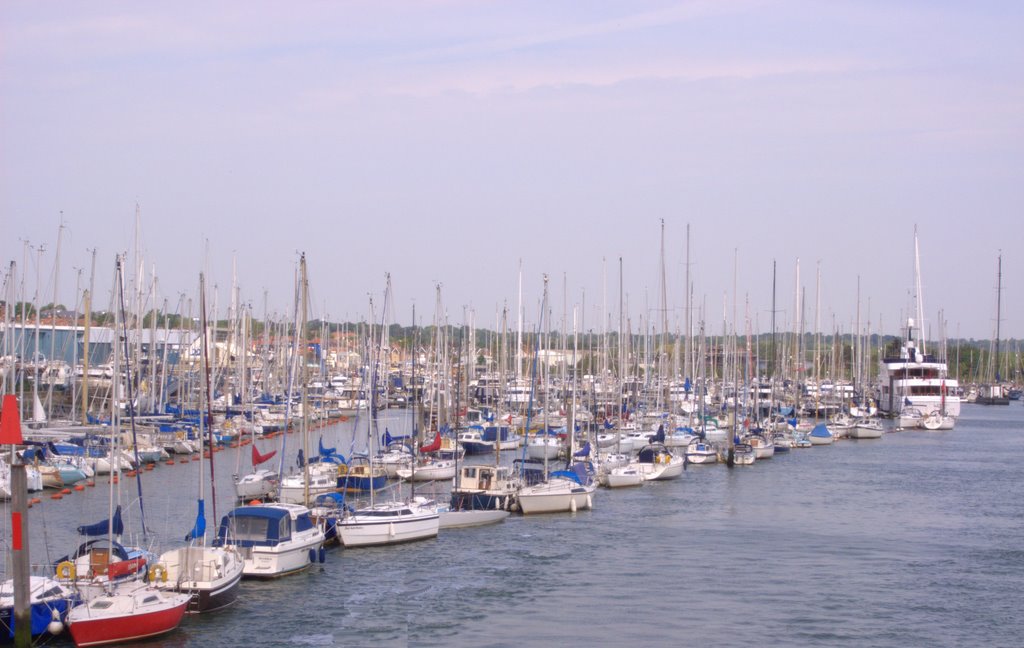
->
{"left": 2, "top": 1, "right": 1021, "bottom": 340}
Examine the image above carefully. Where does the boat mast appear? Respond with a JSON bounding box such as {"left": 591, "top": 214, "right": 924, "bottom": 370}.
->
{"left": 913, "top": 228, "right": 927, "bottom": 357}
{"left": 299, "top": 256, "right": 309, "bottom": 507}
{"left": 994, "top": 252, "right": 1002, "bottom": 382}
{"left": 684, "top": 224, "right": 692, "bottom": 406}
{"left": 197, "top": 272, "right": 213, "bottom": 543}
{"left": 118, "top": 255, "right": 150, "bottom": 543}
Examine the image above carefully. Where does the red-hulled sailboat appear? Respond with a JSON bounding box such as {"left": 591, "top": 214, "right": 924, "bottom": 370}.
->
{"left": 66, "top": 581, "right": 190, "bottom": 647}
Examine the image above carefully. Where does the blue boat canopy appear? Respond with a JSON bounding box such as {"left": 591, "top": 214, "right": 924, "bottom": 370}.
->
{"left": 215, "top": 506, "right": 292, "bottom": 547}
{"left": 77, "top": 505, "right": 124, "bottom": 537}
{"left": 549, "top": 469, "right": 583, "bottom": 485}
{"left": 810, "top": 423, "right": 832, "bottom": 437}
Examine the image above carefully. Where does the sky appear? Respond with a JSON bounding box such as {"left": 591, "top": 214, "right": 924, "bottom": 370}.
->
{"left": 1, "top": 1, "right": 1022, "bottom": 340}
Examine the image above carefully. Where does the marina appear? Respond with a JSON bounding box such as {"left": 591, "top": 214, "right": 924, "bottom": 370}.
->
{"left": 2, "top": 2, "right": 1023, "bottom": 645}
{"left": 0, "top": 405, "right": 1021, "bottom": 646}
{"left": 0, "top": 228, "right": 1020, "bottom": 646}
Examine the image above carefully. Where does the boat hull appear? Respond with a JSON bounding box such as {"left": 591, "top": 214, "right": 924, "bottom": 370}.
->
{"left": 639, "top": 457, "right": 685, "bottom": 481}
{"left": 0, "top": 576, "right": 77, "bottom": 642}
{"left": 517, "top": 481, "right": 595, "bottom": 514}
{"left": 684, "top": 444, "right": 716, "bottom": 464}
{"left": 186, "top": 574, "right": 241, "bottom": 614}
{"left": 438, "top": 509, "right": 509, "bottom": 528}
{"left": 156, "top": 546, "right": 244, "bottom": 614}
{"left": 338, "top": 509, "right": 439, "bottom": 547}
{"left": 240, "top": 535, "right": 322, "bottom": 578}
{"left": 233, "top": 470, "right": 278, "bottom": 500}
{"left": 526, "top": 439, "right": 562, "bottom": 460}
{"left": 849, "top": 424, "right": 884, "bottom": 439}
{"left": 395, "top": 461, "right": 457, "bottom": 482}
{"left": 604, "top": 468, "right": 644, "bottom": 488}
{"left": 67, "top": 589, "right": 189, "bottom": 648}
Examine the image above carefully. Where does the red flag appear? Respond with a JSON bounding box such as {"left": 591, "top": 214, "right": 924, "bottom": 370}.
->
{"left": 0, "top": 394, "right": 24, "bottom": 445}
{"left": 420, "top": 432, "right": 442, "bottom": 453}
{"left": 252, "top": 444, "right": 276, "bottom": 466}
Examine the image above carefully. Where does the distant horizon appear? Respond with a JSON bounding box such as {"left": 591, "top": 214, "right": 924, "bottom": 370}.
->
{"left": 1, "top": 316, "right": 1019, "bottom": 347}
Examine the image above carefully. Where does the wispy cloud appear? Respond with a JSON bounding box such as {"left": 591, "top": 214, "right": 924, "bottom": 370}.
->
{"left": 394, "top": 1, "right": 739, "bottom": 62}
{"left": 384, "top": 56, "right": 872, "bottom": 97}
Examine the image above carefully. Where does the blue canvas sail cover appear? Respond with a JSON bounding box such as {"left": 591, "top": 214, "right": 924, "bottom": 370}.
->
{"left": 649, "top": 424, "right": 666, "bottom": 444}
{"left": 318, "top": 436, "right": 336, "bottom": 458}
{"left": 186, "top": 499, "right": 206, "bottom": 541}
{"left": 313, "top": 452, "right": 348, "bottom": 465}
{"left": 78, "top": 505, "right": 124, "bottom": 536}
{"left": 574, "top": 441, "right": 591, "bottom": 458}
{"left": 382, "top": 428, "right": 411, "bottom": 447}
{"left": 5, "top": 601, "right": 70, "bottom": 639}
{"left": 603, "top": 419, "right": 613, "bottom": 430}
{"left": 810, "top": 423, "right": 832, "bottom": 437}
{"left": 684, "top": 377, "right": 692, "bottom": 392}
{"left": 549, "top": 469, "right": 583, "bottom": 485}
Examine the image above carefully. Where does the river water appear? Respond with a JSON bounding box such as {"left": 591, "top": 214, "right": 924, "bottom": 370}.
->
{"left": 7, "top": 402, "right": 1024, "bottom": 647}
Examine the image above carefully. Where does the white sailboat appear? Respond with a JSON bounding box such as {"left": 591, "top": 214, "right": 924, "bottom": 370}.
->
{"left": 337, "top": 277, "right": 439, "bottom": 547}
{"left": 684, "top": 438, "right": 719, "bottom": 465}
{"left": 604, "top": 463, "right": 645, "bottom": 488}
{"left": 634, "top": 443, "right": 685, "bottom": 481}
{"left": 156, "top": 276, "right": 245, "bottom": 611}
{"left": 516, "top": 289, "right": 597, "bottom": 514}
{"left": 233, "top": 305, "right": 280, "bottom": 501}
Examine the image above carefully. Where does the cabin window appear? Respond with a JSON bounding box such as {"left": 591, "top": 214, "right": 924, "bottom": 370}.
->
{"left": 143, "top": 596, "right": 158, "bottom": 604}
{"left": 91, "top": 600, "right": 113, "bottom": 609}
{"left": 278, "top": 516, "right": 292, "bottom": 541}
{"left": 230, "top": 516, "right": 271, "bottom": 543}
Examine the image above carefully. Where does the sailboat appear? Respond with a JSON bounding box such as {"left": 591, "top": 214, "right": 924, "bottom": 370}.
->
{"left": 634, "top": 437, "right": 686, "bottom": 481}
{"left": 53, "top": 507, "right": 153, "bottom": 599}
{"left": 66, "top": 580, "right": 191, "bottom": 648}
{"left": 270, "top": 254, "right": 342, "bottom": 505}
{"left": 337, "top": 276, "right": 440, "bottom": 547}
{"left": 65, "top": 256, "right": 191, "bottom": 647}
{"left": 214, "top": 256, "right": 327, "bottom": 576}
{"left": 0, "top": 575, "right": 79, "bottom": 642}
{"left": 233, "top": 305, "right": 279, "bottom": 500}
{"left": 154, "top": 539, "right": 243, "bottom": 613}
{"left": 440, "top": 320, "right": 512, "bottom": 528}
{"left": 977, "top": 253, "right": 1010, "bottom": 405}
{"left": 515, "top": 283, "right": 596, "bottom": 514}
{"left": 155, "top": 274, "right": 245, "bottom": 613}
{"left": 233, "top": 443, "right": 279, "bottom": 500}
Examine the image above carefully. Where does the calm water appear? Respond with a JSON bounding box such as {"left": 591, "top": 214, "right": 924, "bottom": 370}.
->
{"left": 7, "top": 403, "right": 1024, "bottom": 647}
